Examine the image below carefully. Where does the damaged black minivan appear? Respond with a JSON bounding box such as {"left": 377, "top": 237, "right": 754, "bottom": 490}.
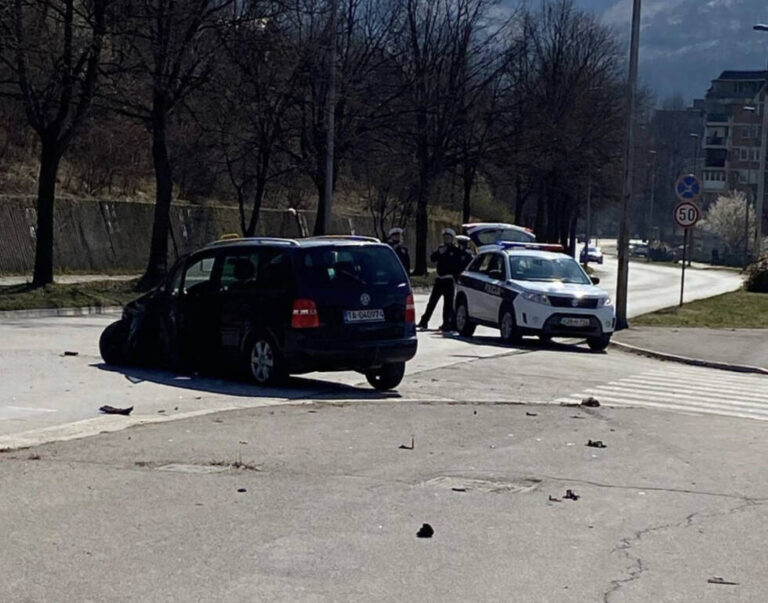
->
{"left": 99, "top": 236, "right": 418, "bottom": 390}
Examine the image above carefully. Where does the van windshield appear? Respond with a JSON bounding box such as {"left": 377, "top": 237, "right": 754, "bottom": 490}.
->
{"left": 299, "top": 246, "right": 408, "bottom": 288}
{"left": 475, "top": 227, "right": 536, "bottom": 246}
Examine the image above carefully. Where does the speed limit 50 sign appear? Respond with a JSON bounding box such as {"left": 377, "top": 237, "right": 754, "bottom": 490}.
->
{"left": 673, "top": 201, "right": 701, "bottom": 228}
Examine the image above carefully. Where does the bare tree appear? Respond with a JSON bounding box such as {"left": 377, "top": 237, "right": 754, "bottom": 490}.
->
{"left": 389, "top": 0, "right": 512, "bottom": 274}
{"left": 102, "top": 0, "right": 234, "bottom": 289}
{"left": 0, "top": 0, "right": 109, "bottom": 285}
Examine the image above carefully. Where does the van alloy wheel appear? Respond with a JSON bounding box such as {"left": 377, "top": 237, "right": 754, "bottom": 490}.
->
{"left": 250, "top": 340, "right": 275, "bottom": 383}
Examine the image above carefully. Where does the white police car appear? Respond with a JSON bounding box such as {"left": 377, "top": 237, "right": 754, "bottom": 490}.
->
{"left": 454, "top": 243, "right": 615, "bottom": 351}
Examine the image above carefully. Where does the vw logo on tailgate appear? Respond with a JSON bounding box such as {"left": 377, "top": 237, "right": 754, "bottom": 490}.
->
{"left": 360, "top": 293, "right": 371, "bottom": 306}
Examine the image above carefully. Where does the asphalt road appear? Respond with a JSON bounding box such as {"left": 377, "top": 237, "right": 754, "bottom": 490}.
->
{"left": 0, "top": 260, "right": 744, "bottom": 445}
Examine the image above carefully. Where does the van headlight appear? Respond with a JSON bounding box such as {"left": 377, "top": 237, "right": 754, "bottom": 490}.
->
{"left": 522, "top": 292, "right": 551, "bottom": 305}
{"left": 597, "top": 297, "right": 612, "bottom": 307}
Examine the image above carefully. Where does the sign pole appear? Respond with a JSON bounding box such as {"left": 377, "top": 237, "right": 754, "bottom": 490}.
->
{"left": 679, "top": 228, "right": 688, "bottom": 306}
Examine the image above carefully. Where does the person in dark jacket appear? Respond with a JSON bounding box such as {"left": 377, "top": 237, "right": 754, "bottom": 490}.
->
{"left": 418, "top": 228, "right": 462, "bottom": 331}
{"left": 387, "top": 227, "right": 411, "bottom": 275}
{"left": 455, "top": 235, "right": 474, "bottom": 275}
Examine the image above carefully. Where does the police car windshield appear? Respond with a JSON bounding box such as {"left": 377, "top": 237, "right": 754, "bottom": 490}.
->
{"left": 509, "top": 255, "right": 591, "bottom": 285}
{"left": 299, "top": 247, "right": 407, "bottom": 288}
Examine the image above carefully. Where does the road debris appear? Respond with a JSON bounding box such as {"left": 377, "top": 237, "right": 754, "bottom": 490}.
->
{"left": 526, "top": 412, "right": 538, "bottom": 417}
{"left": 708, "top": 577, "right": 739, "bottom": 586}
{"left": 586, "top": 440, "right": 607, "bottom": 448}
{"left": 62, "top": 351, "right": 79, "bottom": 356}
{"left": 158, "top": 409, "right": 166, "bottom": 414}
{"left": 399, "top": 437, "right": 415, "bottom": 450}
{"left": 563, "top": 489, "right": 580, "bottom": 501}
{"left": 99, "top": 405, "right": 133, "bottom": 416}
{"left": 581, "top": 397, "right": 600, "bottom": 408}
{"left": 237, "top": 488, "right": 247, "bottom": 493}
{"left": 451, "top": 487, "right": 467, "bottom": 492}
{"left": 548, "top": 495, "right": 561, "bottom": 502}
{"left": 417, "top": 523, "right": 434, "bottom": 538}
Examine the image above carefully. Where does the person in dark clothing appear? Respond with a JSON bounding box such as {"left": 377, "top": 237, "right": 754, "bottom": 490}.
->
{"left": 418, "top": 228, "right": 462, "bottom": 331}
{"left": 387, "top": 227, "right": 411, "bottom": 275}
{"left": 455, "top": 235, "right": 474, "bottom": 275}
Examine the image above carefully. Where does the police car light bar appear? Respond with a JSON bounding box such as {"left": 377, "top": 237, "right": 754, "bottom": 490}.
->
{"left": 495, "top": 241, "right": 565, "bottom": 252}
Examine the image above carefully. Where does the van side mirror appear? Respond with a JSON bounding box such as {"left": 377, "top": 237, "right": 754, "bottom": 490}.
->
{"left": 590, "top": 276, "right": 600, "bottom": 285}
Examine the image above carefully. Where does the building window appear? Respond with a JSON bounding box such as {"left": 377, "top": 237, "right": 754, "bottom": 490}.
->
{"left": 739, "top": 171, "right": 748, "bottom": 183}
{"left": 740, "top": 148, "right": 749, "bottom": 161}
{"left": 751, "top": 148, "right": 760, "bottom": 162}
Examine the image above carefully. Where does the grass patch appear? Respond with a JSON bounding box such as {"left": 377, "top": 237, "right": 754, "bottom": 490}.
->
{"left": 0, "top": 279, "right": 141, "bottom": 311}
{"left": 632, "top": 289, "right": 768, "bottom": 328}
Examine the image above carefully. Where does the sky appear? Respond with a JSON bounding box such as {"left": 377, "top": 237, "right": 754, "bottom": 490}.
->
{"left": 541, "top": 0, "right": 768, "bottom": 103}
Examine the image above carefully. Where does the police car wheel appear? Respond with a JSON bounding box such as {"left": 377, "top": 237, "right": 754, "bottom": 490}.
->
{"left": 587, "top": 334, "right": 611, "bottom": 352}
{"left": 99, "top": 320, "right": 129, "bottom": 366}
{"left": 454, "top": 297, "right": 476, "bottom": 337}
{"left": 499, "top": 308, "right": 521, "bottom": 344}
{"left": 366, "top": 362, "right": 405, "bottom": 390}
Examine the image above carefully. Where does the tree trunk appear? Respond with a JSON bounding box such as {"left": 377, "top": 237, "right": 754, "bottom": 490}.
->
{"left": 514, "top": 173, "right": 525, "bottom": 225}
{"left": 313, "top": 173, "right": 327, "bottom": 235}
{"left": 139, "top": 112, "right": 174, "bottom": 291}
{"left": 414, "top": 175, "right": 431, "bottom": 276}
{"left": 32, "top": 142, "right": 62, "bottom": 287}
{"left": 462, "top": 163, "right": 475, "bottom": 224}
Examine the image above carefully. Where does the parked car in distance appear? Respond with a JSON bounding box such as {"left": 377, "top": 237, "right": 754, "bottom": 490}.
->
{"left": 454, "top": 242, "right": 615, "bottom": 351}
{"left": 99, "top": 236, "right": 417, "bottom": 390}
{"left": 580, "top": 245, "right": 604, "bottom": 264}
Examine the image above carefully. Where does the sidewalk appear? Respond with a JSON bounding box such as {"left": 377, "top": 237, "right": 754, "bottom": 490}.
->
{"left": 0, "top": 274, "right": 137, "bottom": 286}
{"left": 613, "top": 327, "right": 768, "bottom": 372}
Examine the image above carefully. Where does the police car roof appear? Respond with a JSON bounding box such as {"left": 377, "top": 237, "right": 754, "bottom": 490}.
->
{"left": 463, "top": 222, "right": 531, "bottom": 233}
{"left": 477, "top": 244, "right": 570, "bottom": 260}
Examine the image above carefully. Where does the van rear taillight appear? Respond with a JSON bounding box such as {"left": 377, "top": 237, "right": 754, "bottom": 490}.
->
{"left": 292, "top": 299, "right": 319, "bottom": 328}
{"left": 405, "top": 293, "right": 416, "bottom": 323}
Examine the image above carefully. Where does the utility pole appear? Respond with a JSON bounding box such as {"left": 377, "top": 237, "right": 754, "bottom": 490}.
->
{"left": 756, "top": 85, "right": 768, "bottom": 258}
{"left": 615, "top": 0, "right": 642, "bottom": 331}
{"left": 322, "top": 0, "right": 338, "bottom": 235}
{"left": 647, "top": 150, "right": 657, "bottom": 261}
{"left": 584, "top": 177, "right": 592, "bottom": 265}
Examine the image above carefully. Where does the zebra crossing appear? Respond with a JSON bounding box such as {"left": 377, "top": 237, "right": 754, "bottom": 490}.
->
{"left": 557, "top": 364, "right": 768, "bottom": 422}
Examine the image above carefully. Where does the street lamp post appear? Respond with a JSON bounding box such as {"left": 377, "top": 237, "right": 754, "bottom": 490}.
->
{"left": 751, "top": 23, "right": 768, "bottom": 258}
{"left": 615, "top": 0, "right": 643, "bottom": 331}
{"left": 321, "top": 0, "right": 338, "bottom": 235}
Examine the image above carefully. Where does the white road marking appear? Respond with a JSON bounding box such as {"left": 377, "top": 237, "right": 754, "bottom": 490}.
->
{"left": 558, "top": 365, "right": 768, "bottom": 422}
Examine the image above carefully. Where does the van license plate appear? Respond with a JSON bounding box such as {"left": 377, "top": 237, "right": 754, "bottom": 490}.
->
{"left": 344, "top": 309, "right": 385, "bottom": 323}
{"left": 561, "top": 317, "right": 590, "bottom": 328}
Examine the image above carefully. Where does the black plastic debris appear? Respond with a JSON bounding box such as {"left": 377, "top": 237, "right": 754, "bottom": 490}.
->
{"left": 564, "top": 489, "right": 580, "bottom": 501}
{"left": 586, "top": 440, "right": 607, "bottom": 448}
{"left": 237, "top": 488, "right": 247, "bottom": 493}
{"left": 708, "top": 577, "right": 739, "bottom": 586}
{"left": 417, "top": 523, "right": 434, "bottom": 538}
{"left": 99, "top": 405, "right": 133, "bottom": 416}
{"left": 526, "top": 412, "right": 538, "bottom": 417}
{"left": 581, "top": 397, "right": 600, "bottom": 408}
{"left": 399, "top": 437, "right": 415, "bottom": 450}
{"left": 548, "top": 495, "right": 561, "bottom": 502}
{"left": 62, "top": 351, "right": 79, "bottom": 357}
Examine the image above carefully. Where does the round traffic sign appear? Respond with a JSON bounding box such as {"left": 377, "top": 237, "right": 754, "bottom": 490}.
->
{"left": 673, "top": 200, "right": 701, "bottom": 228}
{"left": 675, "top": 173, "right": 701, "bottom": 201}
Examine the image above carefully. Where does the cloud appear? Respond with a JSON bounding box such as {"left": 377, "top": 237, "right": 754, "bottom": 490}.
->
{"left": 592, "top": 0, "right": 768, "bottom": 99}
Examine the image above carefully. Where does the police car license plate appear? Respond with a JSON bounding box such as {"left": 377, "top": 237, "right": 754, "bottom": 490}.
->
{"left": 561, "top": 317, "right": 590, "bottom": 328}
{"left": 344, "top": 309, "right": 385, "bottom": 323}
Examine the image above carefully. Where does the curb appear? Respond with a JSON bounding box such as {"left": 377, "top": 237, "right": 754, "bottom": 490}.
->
{"left": 0, "top": 305, "right": 123, "bottom": 320}
{"left": 610, "top": 339, "right": 768, "bottom": 376}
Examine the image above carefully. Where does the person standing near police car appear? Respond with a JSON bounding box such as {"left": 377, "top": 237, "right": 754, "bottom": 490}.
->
{"left": 418, "top": 228, "right": 462, "bottom": 331}
{"left": 455, "top": 235, "right": 474, "bottom": 274}
{"left": 387, "top": 227, "right": 410, "bottom": 275}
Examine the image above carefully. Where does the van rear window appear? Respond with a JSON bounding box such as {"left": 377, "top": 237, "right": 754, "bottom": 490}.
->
{"left": 299, "top": 247, "right": 407, "bottom": 288}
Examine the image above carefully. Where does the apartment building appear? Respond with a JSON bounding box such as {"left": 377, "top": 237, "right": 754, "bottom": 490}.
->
{"left": 701, "top": 70, "right": 768, "bottom": 208}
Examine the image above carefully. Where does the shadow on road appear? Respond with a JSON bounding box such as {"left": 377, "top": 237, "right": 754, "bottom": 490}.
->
{"left": 433, "top": 332, "right": 595, "bottom": 355}
{"left": 92, "top": 363, "right": 401, "bottom": 401}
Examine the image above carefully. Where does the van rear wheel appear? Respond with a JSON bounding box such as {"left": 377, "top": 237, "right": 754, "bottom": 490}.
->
{"left": 244, "top": 333, "right": 287, "bottom": 385}
{"left": 366, "top": 362, "right": 405, "bottom": 391}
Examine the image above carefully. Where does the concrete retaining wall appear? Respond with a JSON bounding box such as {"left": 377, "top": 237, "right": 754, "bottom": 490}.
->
{"left": 0, "top": 197, "right": 452, "bottom": 273}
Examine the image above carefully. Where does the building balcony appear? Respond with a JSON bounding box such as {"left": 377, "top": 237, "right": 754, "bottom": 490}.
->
{"left": 703, "top": 179, "right": 728, "bottom": 191}
{"left": 705, "top": 136, "right": 727, "bottom": 147}
{"left": 706, "top": 113, "right": 729, "bottom": 124}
